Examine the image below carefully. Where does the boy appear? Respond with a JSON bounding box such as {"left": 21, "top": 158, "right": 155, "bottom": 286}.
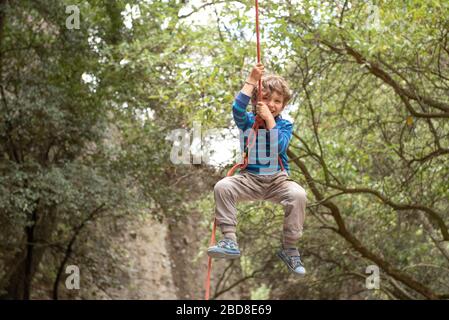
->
{"left": 207, "top": 63, "right": 307, "bottom": 275}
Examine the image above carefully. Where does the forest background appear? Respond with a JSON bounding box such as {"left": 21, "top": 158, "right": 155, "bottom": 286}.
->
{"left": 0, "top": 0, "right": 448, "bottom": 300}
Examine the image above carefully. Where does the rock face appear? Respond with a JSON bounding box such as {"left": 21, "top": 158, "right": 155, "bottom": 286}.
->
{"left": 106, "top": 215, "right": 178, "bottom": 299}
{"left": 101, "top": 212, "right": 243, "bottom": 300}
{"left": 31, "top": 210, "right": 245, "bottom": 300}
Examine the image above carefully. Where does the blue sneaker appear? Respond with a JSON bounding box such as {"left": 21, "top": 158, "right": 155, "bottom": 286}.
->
{"left": 277, "top": 249, "right": 306, "bottom": 276}
{"left": 207, "top": 239, "right": 241, "bottom": 259}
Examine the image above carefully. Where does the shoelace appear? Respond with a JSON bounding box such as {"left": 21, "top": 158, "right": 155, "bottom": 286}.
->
{"left": 290, "top": 255, "right": 303, "bottom": 268}
{"left": 218, "top": 239, "right": 237, "bottom": 249}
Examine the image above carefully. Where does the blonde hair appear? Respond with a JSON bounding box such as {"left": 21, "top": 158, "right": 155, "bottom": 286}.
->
{"left": 251, "top": 74, "right": 292, "bottom": 107}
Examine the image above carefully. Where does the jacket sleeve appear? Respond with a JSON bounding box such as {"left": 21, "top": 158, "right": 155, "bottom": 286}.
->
{"left": 232, "top": 92, "right": 254, "bottom": 131}
{"left": 270, "top": 120, "right": 293, "bottom": 154}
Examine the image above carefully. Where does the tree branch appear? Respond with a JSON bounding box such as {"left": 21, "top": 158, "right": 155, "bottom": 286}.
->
{"left": 323, "top": 184, "right": 449, "bottom": 241}
{"left": 287, "top": 149, "right": 440, "bottom": 299}
{"left": 318, "top": 39, "right": 449, "bottom": 118}
{"left": 52, "top": 203, "right": 106, "bottom": 300}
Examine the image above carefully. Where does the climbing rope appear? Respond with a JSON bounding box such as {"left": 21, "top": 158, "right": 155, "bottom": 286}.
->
{"left": 204, "top": 0, "right": 284, "bottom": 300}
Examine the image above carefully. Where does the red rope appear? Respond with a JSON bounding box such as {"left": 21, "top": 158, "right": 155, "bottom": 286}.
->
{"left": 255, "top": 0, "right": 262, "bottom": 101}
{"left": 205, "top": 0, "right": 284, "bottom": 300}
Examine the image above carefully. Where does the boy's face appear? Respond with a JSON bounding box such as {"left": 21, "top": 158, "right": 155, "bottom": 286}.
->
{"left": 261, "top": 89, "right": 285, "bottom": 118}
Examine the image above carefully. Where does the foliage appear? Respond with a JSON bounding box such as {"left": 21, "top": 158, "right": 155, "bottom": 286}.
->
{"left": 1, "top": 0, "right": 448, "bottom": 300}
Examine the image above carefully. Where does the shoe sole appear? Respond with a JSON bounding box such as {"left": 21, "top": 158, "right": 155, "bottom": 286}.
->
{"left": 207, "top": 248, "right": 241, "bottom": 259}
{"left": 277, "top": 251, "right": 306, "bottom": 276}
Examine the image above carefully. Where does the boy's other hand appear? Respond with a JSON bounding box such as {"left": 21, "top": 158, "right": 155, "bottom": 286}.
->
{"left": 256, "top": 102, "right": 273, "bottom": 121}
{"left": 247, "top": 63, "right": 264, "bottom": 84}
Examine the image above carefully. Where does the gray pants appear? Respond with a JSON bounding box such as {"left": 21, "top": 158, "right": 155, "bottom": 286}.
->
{"left": 214, "top": 170, "right": 307, "bottom": 247}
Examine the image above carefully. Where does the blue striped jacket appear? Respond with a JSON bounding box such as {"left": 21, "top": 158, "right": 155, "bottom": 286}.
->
{"left": 232, "top": 92, "right": 292, "bottom": 175}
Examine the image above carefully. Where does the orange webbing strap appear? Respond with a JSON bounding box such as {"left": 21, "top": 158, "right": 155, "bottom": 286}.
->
{"left": 279, "top": 155, "right": 285, "bottom": 171}
{"left": 226, "top": 116, "right": 264, "bottom": 177}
